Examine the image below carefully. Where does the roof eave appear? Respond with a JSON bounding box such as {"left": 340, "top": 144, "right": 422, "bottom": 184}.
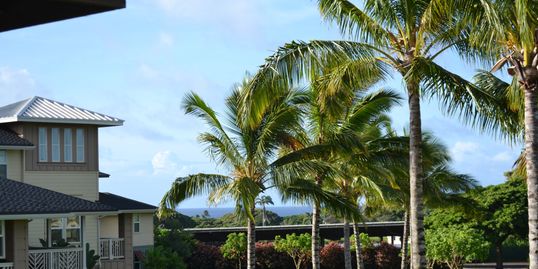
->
{"left": 0, "top": 145, "right": 35, "bottom": 150}
{"left": 0, "top": 117, "right": 124, "bottom": 126}
{"left": 0, "top": 210, "right": 118, "bottom": 220}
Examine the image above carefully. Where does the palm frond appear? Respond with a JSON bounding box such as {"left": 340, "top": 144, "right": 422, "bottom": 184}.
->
{"left": 158, "top": 174, "right": 232, "bottom": 218}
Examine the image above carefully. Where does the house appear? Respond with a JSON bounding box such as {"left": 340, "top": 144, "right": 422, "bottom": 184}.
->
{"left": 0, "top": 96, "right": 156, "bottom": 269}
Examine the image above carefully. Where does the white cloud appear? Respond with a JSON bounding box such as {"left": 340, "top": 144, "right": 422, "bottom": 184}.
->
{"left": 154, "top": 0, "right": 260, "bottom": 37}
{"left": 492, "top": 151, "right": 513, "bottom": 162}
{"left": 450, "top": 141, "right": 479, "bottom": 162}
{"left": 152, "top": 150, "right": 179, "bottom": 175}
{"left": 158, "top": 32, "right": 174, "bottom": 47}
{"left": 0, "top": 67, "right": 44, "bottom": 101}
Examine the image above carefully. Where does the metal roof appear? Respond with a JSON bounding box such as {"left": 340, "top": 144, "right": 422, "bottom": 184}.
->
{"left": 0, "top": 96, "right": 123, "bottom": 126}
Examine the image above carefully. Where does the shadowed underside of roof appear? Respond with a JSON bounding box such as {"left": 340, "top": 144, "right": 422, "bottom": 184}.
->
{"left": 0, "top": 96, "right": 123, "bottom": 126}
{"left": 0, "top": 178, "right": 116, "bottom": 216}
{"left": 0, "top": 0, "right": 125, "bottom": 32}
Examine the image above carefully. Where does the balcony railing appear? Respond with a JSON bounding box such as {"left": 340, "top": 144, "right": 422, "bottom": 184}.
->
{"left": 28, "top": 247, "right": 83, "bottom": 269}
{"left": 100, "top": 238, "right": 125, "bottom": 260}
{"left": 0, "top": 262, "right": 13, "bottom": 269}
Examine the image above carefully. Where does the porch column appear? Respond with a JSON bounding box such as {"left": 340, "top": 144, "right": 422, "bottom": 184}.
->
{"left": 118, "top": 214, "right": 133, "bottom": 268}
{"left": 5, "top": 220, "right": 29, "bottom": 269}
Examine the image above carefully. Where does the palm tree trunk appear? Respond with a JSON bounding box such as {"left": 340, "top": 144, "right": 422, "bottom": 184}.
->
{"left": 312, "top": 200, "right": 321, "bottom": 269}
{"left": 524, "top": 81, "right": 538, "bottom": 269}
{"left": 247, "top": 216, "right": 256, "bottom": 269}
{"left": 400, "top": 210, "right": 409, "bottom": 269}
{"left": 343, "top": 218, "right": 352, "bottom": 269}
{"left": 353, "top": 221, "right": 364, "bottom": 269}
{"left": 408, "top": 84, "right": 426, "bottom": 269}
{"left": 262, "top": 204, "right": 267, "bottom": 226}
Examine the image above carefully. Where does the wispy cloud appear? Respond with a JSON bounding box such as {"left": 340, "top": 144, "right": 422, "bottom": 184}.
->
{"left": 450, "top": 141, "right": 479, "bottom": 162}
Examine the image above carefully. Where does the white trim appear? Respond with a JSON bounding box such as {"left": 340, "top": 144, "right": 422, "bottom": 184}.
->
{"left": 0, "top": 211, "right": 117, "bottom": 220}
{"left": 117, "top": 209, "right": 156, "bottom": 214}
{"left": 0, "top": 145, "right": 35, "bottom": 150}
{"left": 0, "top": 220, "right": 5, "bottom": 259}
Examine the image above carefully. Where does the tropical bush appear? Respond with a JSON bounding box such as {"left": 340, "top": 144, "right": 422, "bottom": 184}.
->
{"left": 274, "top": 233, "right": 311, "bottom": 269}
{"left": 144, "top": 246, "right": 186, "bottom": 269}
{"left": 186, "top": 242, "right": 234, "bottom": 269}
{"left": 426, "top": 225, "right": 490, "bottom": 269}
{"left": 320, "top": 242, "right": 346, "bottom": 269}
{"left": 221, "top": 233, "right": 247, "bottom": 269}
{"left": 255, "top": 242, "right": 295, "bottom": 269}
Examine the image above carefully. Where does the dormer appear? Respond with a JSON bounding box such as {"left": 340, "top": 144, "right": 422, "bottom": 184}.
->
{"left": 0, "top": 96, "right": 123, "bottom": 172}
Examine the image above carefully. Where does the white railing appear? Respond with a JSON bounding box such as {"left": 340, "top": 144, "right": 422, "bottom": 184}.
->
{"left": 28, "top": 247, "right": 83, "bottom": 269}
{"left": 99, "top": 238, "right": 124, "bottom": 260}
{"left": 0, "top": 262, "right": 13, "bottom": 269}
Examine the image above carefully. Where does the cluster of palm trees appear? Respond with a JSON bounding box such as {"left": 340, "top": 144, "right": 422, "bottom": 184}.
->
{"left": 159, "top": 0, "right": 538, "bottom": 269}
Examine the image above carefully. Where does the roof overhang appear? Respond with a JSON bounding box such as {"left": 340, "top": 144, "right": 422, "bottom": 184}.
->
{"left": 0, "top": 117, "right": 123, "bottom": 127}
{"left": 0, "top": 145, "right": 35, "bottom": 150}
{"left": 0, "top": 0, "right": 126, "bottom": 32}
{"left": 0, "top": 210, "right": 118, "bottom": 220}
{"left": 118, "top": 209, "right": 156, "bottom": 214}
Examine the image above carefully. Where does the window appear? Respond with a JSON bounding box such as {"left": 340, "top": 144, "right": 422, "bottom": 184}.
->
{"left": 51, "top": 128, "right": 60, "bottom": 162}
{"left": 76, "top": 128, "right": 85, "bottom": 163}
{"left": 38, "top": 127, "right": 47, "bottom": 162}
{"left": 64, "top": 128, "right": 72, "bottom": 162}
{"left": 49, "top": 217, "right": 81, "bottom": 246}
{"left": 133, "top": 214, "right": 140, "bottom": 233}
{"left": 0, "top": 151, "right": 6, "bottom": 178}
{"left": 0, "top": 221, "right": 4, "bottom": 259}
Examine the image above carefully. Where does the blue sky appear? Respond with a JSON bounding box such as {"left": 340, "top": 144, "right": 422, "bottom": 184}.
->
{"left": 0, "top": 0, "right": 521, "bottom": 208}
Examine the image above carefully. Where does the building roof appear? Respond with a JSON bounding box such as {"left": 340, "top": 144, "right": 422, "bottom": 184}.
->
{"left": 0, "top": 178, "right": 116, "bottom": 217}
{"left": 0, "top": 96, "right": 123, "bottom": 126}
{"left": 0, "top": 128, "right": 33, "bottom": 149}
{"left": 99, "top": 192, "right": 157, "bottom": 212}
{"left": 0, "top": 0, "right": 125, "bottom": 33}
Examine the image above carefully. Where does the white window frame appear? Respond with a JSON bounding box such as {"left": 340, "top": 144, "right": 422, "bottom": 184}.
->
{"left": 0, "top": 150, "right": 6, "bottom": 179}
{"left": 75, "top": 128, "right": 85, "bottom": 163}
{"left": 0, "top": 220, "right": 5, "bottom": 259}
{"left": 38, "top": 127, "right": 47, "bottom": 162}
{"left": 49, "top": 217, "right": 81, "bottom": 246}
{"left": 51, "top": 128, "right": 60, "bottom": 162}
{"left": 133, "top": 214, "right": 140, "bottom": 233}
{"left": 64, "top": 128, "right": 73, "bottom": 162}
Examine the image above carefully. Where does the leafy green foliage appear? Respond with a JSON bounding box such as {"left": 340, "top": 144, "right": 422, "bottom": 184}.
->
{"left": 144, "top": 246, "right": 186, "bottom": 269}
{"left": 255, "top": 242, "right": 294, "bottom": 269}
{"left": 154, "top": 228, "right": 194, "bottom": 259}
{"left": 85, "top": 243, "right": 100, "bottom": 269}
{"left": 350, "top": 232, "right": 373, "bottom": 251}
{"left": 155, "top": 211, "right": 197, "bottom": 229}
{"left": 220, "top": 233, "right": 247, "bottom": 269}
{"left": 425, "top": 225, "right": 490, "bottom": 269}
{"left": 281, "top": 213, "right": 312, "bottom": 225}
{"left": 274, "top": 233, "right": 311, "bottom": 269}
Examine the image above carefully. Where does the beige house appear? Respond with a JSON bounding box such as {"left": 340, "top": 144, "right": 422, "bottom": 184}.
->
{"left": 0, "top": 97, "right": 156, "bottom": 269}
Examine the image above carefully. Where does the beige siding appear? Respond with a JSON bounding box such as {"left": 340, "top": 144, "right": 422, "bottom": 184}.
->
{"left": 22, "top": 123, "right": 99, "bottom": 172}
{"left": 84, "top": 215, "right": 99, "bottom": 252}
{"left": 133, "top": 213, "right": 154, "bottom": 247}
{"left": 6, "top": 150, "right": 23, "bottom": 181}
{"left": 27, "top": 219, "right": 46, "bottom": 248}
{"left": 99, "top": 215, "right": 119, "bottom": 238}
{"left": 23, "top": 171, "right": 99, "bottom": 201}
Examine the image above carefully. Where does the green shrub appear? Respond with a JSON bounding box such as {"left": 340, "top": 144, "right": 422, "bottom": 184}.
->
{"left": 143, "top": 246, "right": 186, "bottom": 269}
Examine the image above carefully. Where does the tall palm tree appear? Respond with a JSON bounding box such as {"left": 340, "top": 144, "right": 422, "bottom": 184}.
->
{"left": 470, "top": 1, "right": 538, "bottom": 266}
{"left": 274, "top": 78, "right": 402, "bottom": 269}
{"left": 255, "top": 195, "right": 274, "bottom": 226}
{"left": 158, "top": 77, "right": 305, "bottom": 269}
{"left": 243, "top": 1, "right": 492, "bottom": 267}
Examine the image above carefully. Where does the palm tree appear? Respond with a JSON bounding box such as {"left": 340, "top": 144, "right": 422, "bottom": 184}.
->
{"left": 274, "top": 78, "right": 402, "bottom": 269}
{"left": 243, "top": 1, "right": 492, "bottom": 267}
{"left": 255, "top": 195, "right": 274, "bottom": 226}
{"left": 469, "top": 1, "right": 538, "bottom": 266}
{"left": 158, "top": 77, "right": 305, "bottom": 269}
{"left": 371, "top": 132, "right": 477, "bottom": 269}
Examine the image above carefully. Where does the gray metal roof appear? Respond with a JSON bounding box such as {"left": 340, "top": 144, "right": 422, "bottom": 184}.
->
{"left": 0, "top": 96, "right": 123, "bottom": 126}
